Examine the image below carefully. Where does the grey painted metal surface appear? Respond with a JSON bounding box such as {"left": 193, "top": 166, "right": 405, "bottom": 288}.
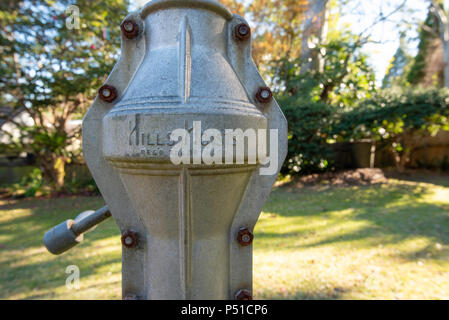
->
{"left": 43, "top": 206, "right": 111, "bottom": 255}
{"left": 45, "top": 0, "right": 287, "bottom": 300}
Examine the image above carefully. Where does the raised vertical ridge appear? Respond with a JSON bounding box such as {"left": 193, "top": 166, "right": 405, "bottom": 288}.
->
{"left": 179, "top": 167, "right": 192, "bottom": 299}
{"left": 179, "top": 16, "right": 192, "bottom": 103}
{"left": 185, "top": 168, "right": 192, "bottom": 298}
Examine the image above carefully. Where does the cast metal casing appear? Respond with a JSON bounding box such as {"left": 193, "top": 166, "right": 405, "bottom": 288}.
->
{"left": 82, "top": 0, "right": 287, "bottom": 300}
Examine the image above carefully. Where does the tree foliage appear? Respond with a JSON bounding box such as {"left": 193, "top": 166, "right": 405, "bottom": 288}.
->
{"left": 0, "top": 0, "right": 129, "bottom": 187}
{"left": 407, "top": 4, "right": 443, "bottom": 86}
{"left": 247, "top": 0, "right": 310, "bottom": 73}
{"left": 383, "top": 36, "right": 412, "bottom": 88}
{"left": 274, "top": 32, "right": 376, "bottom": 106}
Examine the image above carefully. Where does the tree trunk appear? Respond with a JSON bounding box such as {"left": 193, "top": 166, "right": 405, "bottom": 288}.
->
{"left": 40, "top": 155, "right": 66, "bottom": 189}
{"left": 443, "top": 40, "right": 449, "bottom": 87}
{"left": 391, "top": 132, "right": 415, "bottom": 172}
{"left": 392, "top": 149, "right": 409, "bottom": 173}
{"left": 432, "top": 0, "right": 449, "bottom": 87}
{"left": 301, "top": 0, "right": 329, "bottom": 74}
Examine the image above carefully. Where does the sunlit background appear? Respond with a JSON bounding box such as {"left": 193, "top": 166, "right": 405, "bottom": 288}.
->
{"left": 131, "top": 0, "right": 429, "bottom": 85}
{"left": 1, "top": 0, "right": 449, "bottom": 300}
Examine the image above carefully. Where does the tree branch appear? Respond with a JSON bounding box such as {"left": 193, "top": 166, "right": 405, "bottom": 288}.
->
{"left": 358, "top": 0, "right": 407, "bottom": 38}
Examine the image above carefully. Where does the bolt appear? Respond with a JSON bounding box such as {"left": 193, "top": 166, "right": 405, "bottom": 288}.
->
{"left": 235, "top": 23, "right": 251, "bottom": 41}
{"left": 255, "top": 87, "right": 273, "bottom": 104}
{"left": 120, "top": 19, "right": 139, "bottom": 39}
{"left": 98, "top": 85, "right": 117, "bottom": 103}
{"left": 121, "top": 230, "right": 138, "bottom": 248}
{"left": 237, "top": 227, "right": 254, "bottom": 247}
{"left": 235, "top": 289, "right": 252, "bottom": 300}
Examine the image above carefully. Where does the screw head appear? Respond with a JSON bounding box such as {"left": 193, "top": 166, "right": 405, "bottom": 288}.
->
{"left": 237, "top": 228, "right": 254, "bottom": 246}
{"left": 235, "top": 289, "right": 252, "bottom": 300}
{"left": 255, "top": 87, "right": 273, "bottom": 104}
{"left": 235, "top": 23, "right": 251, "bottom": 41}
{"left": 120, "top": 19, "right": 139, "bottom": 39}
{"left": 98, "top": 85, "right": 117, "bottom": 103}
{"left": 121, "top": 230, "right": 138, "bottom": 248}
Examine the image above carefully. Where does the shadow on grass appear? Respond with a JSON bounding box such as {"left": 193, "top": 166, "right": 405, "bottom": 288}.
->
{"left": 262, "top": 180, "right": 449, "bottom": 259}
{"left": 259, "top": 286, "right": 351, "bottom": 300}
{"left": 0, "top": 196, "right": 121, "bottom": 299}
{"left": 0, "top": 197, "right": 112, "bottom": 248}
{"left": 383, "top": 169, "right": 449, "bottom": 188}
{"left": 1, "top": 174, "right": 449, "bottom": 299}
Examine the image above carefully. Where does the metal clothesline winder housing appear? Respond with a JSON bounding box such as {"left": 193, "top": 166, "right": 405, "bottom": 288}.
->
{"left": 43, "top": 0, "right": 287, "bottom": 300}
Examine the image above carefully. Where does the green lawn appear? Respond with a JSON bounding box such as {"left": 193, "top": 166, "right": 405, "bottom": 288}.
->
{"left": 1, "top": 175, "right": 449, "bottom": 299}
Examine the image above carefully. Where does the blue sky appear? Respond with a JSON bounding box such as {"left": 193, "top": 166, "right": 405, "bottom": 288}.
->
{"left": 130, "top": 0, "right": 430, "bottom": 85}
{"left": 337, "top": 0, "right": 429, "bottom": 85}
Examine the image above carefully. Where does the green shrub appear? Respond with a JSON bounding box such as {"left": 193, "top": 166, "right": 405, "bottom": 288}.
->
{"left": 280, "top": 87, "right": 449, "bottom": 175}
{"left": 6, "top": 167, "right": 99, "bottom": 198}
{"left": 279, "top": 97, "right": 336, "bottom": 174}
{"left": 338, "top": 87, "right": 449, "bottom": 170}
{"left": 9, "top": 168, "right": 50, "bottom": 198}
{"left": 63, "top": 176, "right": 99, "bottom": 196}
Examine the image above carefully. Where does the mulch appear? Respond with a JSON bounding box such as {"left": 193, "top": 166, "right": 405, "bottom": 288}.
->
{"left": 286, "top": 168, "right": 388, "bottom": 188}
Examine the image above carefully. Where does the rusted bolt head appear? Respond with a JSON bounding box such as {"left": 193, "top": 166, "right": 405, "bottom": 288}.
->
{"left": 255, "top": 87, "right": 273, "bottom": 104}
{"left": 98, "top": 85, "right": 117, "bottom": 103}
{"left": 121, "top": 230, "right": 138, "bottom": 248}
{"left": 237, "top": 227, "right": 254, "bottom": 246}
{"left": 235, "top": 23, "right": 251, "bottom": 41}
{"left": 121, "top": 19, "right": 139, "bottom": 39}
{"left": 235, "top": 289, "right": 253, "bottom": 300}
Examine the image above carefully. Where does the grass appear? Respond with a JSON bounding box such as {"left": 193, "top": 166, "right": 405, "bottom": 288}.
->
{"left": 1, "top": 175, "right": 449, "bottom": 299}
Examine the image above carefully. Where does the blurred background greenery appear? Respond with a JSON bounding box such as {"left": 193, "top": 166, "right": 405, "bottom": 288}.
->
{"left": 1, "top": 0, "right": 449, "bottom": 300}
{"left": 1, "top": 0, "right": 449, "bottom": 196}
